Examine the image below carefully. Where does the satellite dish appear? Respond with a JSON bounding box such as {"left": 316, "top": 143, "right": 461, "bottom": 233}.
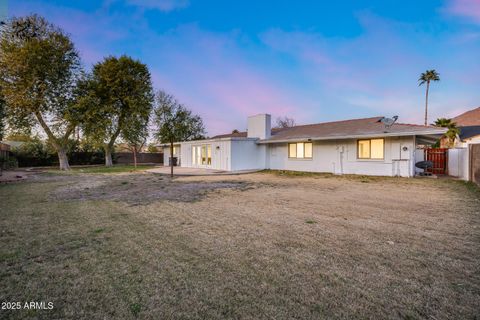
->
{"left": 377, "top": 115, "right": 398, "bottom": 131}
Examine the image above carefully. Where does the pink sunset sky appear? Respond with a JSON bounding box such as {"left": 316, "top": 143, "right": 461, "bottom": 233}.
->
{"left": 8, "top": 0, "right": 480, "bottom": 135}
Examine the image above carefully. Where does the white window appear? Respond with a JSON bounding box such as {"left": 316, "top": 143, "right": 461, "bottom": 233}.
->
{"left": 357, "top": 139, "right": 384, "bottom": 159}
{"left": 288, "top": 142, "right": 313, "bottom": 159}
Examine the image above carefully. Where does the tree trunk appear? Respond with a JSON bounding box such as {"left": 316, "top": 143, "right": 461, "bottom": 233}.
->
{"left": 424, "top": 81, "right": 430, "bottom": 126}
{"left": 133, "top": 148, "right": 137, "bottom": 168}
{"left": 170, "top": 141, "right": 174, "bottom": 178}
{"left": 34, "top": 111, "right": 73, "bottom": 170}
{"left": 57, "top": 148, "right": 71, "bottom": 171}
{"left": 105, "top": 146, "right": 113, "bottom": 167}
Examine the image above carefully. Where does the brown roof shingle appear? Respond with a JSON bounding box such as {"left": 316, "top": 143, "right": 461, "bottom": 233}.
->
{"left": 452, "top": 107, "right": 480, "bottom": 126}
{"left": 263, "top": 116, "right": 442, "bottom": 142}
{"left": 213, "top": 116, "right": 446, "bottom": 142}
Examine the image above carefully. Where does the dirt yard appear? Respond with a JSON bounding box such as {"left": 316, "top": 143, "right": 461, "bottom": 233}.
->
{"left": 1, "top": 170, "right": 479, "bottom": 319}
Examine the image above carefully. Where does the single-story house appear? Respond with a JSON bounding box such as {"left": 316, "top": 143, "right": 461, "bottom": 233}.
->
{"left": 164, "top": 114, "right": 447, "bottom": 177}
{"left": 454, "top": 126, "right": 480, "bottom": 147}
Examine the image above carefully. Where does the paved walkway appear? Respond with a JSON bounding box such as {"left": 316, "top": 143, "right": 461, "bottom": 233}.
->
{"left": 146, "top": 166, "right": 260, "bottom": 176}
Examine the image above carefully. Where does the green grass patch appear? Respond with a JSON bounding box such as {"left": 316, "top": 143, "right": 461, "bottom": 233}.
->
{"left": 130, "top": 303, "right": 142, "bottom": 317}
{"left": 93, "top": 228, "right": 106, "bottom": 234}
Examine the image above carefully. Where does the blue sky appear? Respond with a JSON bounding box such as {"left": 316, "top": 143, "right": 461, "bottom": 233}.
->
{"left": 7, "top": 0, "right": 480, "bottom": 135}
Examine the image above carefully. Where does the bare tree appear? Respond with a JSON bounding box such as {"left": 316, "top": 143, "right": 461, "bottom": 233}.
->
{"left": 153, "top": 90, "right": 205, "bottom": 177}
{"left": 275, "top": 116, "right": 296, "bottom": 129}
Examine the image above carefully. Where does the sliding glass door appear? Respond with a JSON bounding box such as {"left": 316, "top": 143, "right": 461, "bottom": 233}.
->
{"left": 192, "top": 145, "right": 212, "bottom": 167}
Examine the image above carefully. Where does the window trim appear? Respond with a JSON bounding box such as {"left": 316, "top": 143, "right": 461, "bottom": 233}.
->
{"left": 357, "top": 138, "right": 385, "bottom": 160}
{"left": 288, "top": 142, "right": 313, "bottom": 159}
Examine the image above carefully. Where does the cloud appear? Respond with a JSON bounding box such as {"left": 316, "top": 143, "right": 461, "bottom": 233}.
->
{"left": 141, "top": 25, "right": 306, "bottom": 134}
{"left": 443, "top": 0, "right": 480, "bottom": 24}
{"left": 9, "top": 1, "right": 480, "bottom": 133}
{"left": 260, "top": 11, "right": 480, "bottom": 124}
{"left": 126, "top": 0, "right": 189, "bottom": 12}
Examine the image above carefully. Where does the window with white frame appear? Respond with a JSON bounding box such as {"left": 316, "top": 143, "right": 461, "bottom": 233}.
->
{"left": 288, "top": 142, "right": 313, "bottom": 159}
{"left": 357, "top": 139, "right": 384, "bottom": 159}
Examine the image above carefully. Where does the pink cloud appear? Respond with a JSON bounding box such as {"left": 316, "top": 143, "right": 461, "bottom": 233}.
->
{"left": 141, "top": 25, "right": 310, "bottom": 135}
{"left": 444, "top": 0, "right": 480, "bottom": 24}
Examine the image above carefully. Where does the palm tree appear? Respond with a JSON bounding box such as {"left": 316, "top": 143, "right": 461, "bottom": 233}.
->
{"left": 418, "top": 70, "right": 440, "bottom": 126}
{"left": 433, "top": 118, "right": 459, "bottom": 147}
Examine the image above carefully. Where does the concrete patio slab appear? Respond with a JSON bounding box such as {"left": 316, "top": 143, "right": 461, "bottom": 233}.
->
{"left": 146, "top": 166, "right": 260, "bottom": 176}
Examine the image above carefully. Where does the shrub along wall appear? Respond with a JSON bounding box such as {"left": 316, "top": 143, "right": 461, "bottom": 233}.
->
{"left": 14, "top": 152, "right": 106, "bottom": 167}
{"left": 13, "top": 152, "right": 163, "bottom": 167}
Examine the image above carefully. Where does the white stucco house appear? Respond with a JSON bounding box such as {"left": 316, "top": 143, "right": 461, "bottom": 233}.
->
{"left": 163, "top": 114, "right": 447, "bottom": 177}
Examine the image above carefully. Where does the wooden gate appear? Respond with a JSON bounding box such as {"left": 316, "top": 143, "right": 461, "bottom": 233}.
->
{"left": 425, "top": 148, "right": 448, "bottom": 175}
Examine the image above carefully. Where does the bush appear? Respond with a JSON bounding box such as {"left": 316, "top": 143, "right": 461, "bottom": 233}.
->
{"left": 11, "top": 138, "right": 109, "bottom": 167}
{"left": 0, "top": 155, "right": 17, "bottom": 172}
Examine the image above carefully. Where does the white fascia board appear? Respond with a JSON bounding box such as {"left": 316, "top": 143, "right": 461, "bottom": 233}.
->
{"left": 159, "top": 137, "right": 257, "bottom": 147}
{"left": 256, "top": 129, "right": 447, "bottom": 144}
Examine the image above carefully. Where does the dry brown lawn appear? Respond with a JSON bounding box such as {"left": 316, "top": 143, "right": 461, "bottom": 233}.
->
{"left": 0, "top": 171, "right": 479, "bottom": 319}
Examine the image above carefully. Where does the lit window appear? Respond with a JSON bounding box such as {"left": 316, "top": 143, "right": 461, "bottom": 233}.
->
{"left": 370, "top": 139, "right": 384, "bottom": 159}
{"left": 193, "top": 145, "right": 212, "bottom": 166}
{"left": 358, "top": 139, "right": 384, "bottom": 159}
{"left": 304, "top": 142, "right": 313, "bottom": 158}
{"left": 289, "top": 143, "right": 297, "bottom": 158}
{"left": 200, "top": 145, "right": 205, "bottom": 164}
{"left": 358, "top": 140, "right": 370, "bottom": 158}
{"left": 288, "top": 142, "right": 313, "bottom": 159}
{"left": 207, "top": 145, "right": 212, "bottom": 165}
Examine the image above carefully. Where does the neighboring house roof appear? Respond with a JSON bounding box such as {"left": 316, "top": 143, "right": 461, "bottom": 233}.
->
{"left": 3, "top": 140, "right": 25, "bottom": 148}
{"left": 211, "top": 128, "right": 283, "bottom": 139}
{"left": 0, "top": 142, "right": 11, "bottom": 151}
{"left": 260, "top": 117, "right": 445, "bottom": 143}
{"left": 459, "top": 126, "right": 480, "bottom": 141}
{"left": 452, "top": 107, "right": 480, "bottom": 126}
{"left": 211, "top": 131, "right": 248, "bottom": 139}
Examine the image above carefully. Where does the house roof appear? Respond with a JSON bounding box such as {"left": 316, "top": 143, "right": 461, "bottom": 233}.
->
{"left": 212, "top": 116, "right": 446, "bottom": 143}
{"left": 459, "top": 126, "right": 480, "bottom": 141}
{"left": 2, "top": 140, "right": 25, "bottom": 148}
{"left": 452, "top": 107, "right": 480, "bottom": 126}
{"left": 0, "top": 142, "right": 10, "bottom": 151}
{"left": 259, "top": 117, "right": 446, "bottom": 143}
{"left": 184, "top": 116, "right": 446, "bottom": 145}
